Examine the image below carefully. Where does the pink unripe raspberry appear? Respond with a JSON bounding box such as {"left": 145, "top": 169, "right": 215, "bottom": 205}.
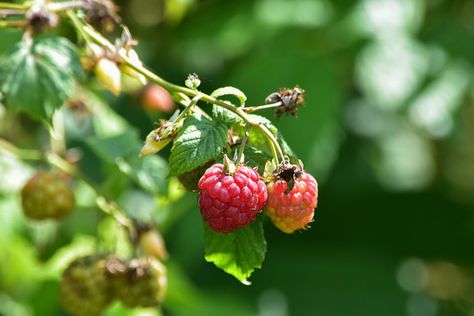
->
{"left": 265, "top": 172, "right": 318, "bottom": 233}
{"left": 198, "top": 164, "right": 268, "bottom": 233}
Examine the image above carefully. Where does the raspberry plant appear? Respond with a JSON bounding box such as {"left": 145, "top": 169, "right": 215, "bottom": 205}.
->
{"left": 0, "top": 0, "right": 319, "bottom": 312}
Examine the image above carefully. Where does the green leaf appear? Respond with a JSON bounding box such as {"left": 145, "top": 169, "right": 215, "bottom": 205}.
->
{"left": 212, "top": 105, "right": 242, "bottom": 126}
{"left": 169, "top": 113, "right": 228, "bottom": 175}
{"left": 0, "top": 37, "right": 82, "bottom": 122}
{"left": 211, "top": 86, "right": 247, "bottom": 106}
{"left": 128, "top": 156, "right": 168, "bottom": 195}
{"left": 86, "top": 130, "right": 139, "bottom": 163}
{"left": 204, "top": 218, "right": 266, "bottom": 284}
{"left": 234, "top": 114, "right": 297, "bottom": 159}
{"left": 86, "top": 130, "right": 168, "bottom": 195}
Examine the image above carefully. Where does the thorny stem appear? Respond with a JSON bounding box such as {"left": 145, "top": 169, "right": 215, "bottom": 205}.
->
{"left": 0, "top": 137, "right": 135, "bottom": 234}
{"left": 66, "top": 11, "right": 285, "bottom": 164}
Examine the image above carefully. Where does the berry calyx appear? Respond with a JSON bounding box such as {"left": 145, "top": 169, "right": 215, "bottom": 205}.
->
{"left": 198, "top": 162, "right": 268, "bottom": 233}
{"left": 21, "top": 171, "right": 75, "bottom": 220}
{"left": 60, "top": 255, "right": 115, "bottom": 316}
{"left": 264, "top": 163, "right": 318, "bottom": 233}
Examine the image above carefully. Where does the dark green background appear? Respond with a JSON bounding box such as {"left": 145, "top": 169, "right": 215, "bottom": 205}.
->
{"left": 1, "top": 0, "right": 474, "bottom": 315}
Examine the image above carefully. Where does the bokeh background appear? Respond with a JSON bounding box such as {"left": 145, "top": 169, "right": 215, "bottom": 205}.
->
{"left": 2, "top": 0, "right": 474, "bottom": 315}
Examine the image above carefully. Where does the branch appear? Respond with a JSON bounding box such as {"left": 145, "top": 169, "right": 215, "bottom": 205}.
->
{"left": 0, "top": 2, "right": 27, "bottom": 10}
{"left": 67, "top": 11, "right": 285, "bottom": 163}
{"left": 243, "top": 102, "right": 282, "bottom": 113}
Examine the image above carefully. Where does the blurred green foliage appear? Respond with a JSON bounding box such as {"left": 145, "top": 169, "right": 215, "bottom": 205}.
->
{"left": 2, "top": 0, "right": 474, "bottom": 315}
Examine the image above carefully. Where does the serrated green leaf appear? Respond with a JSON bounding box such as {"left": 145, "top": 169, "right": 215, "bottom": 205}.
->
{"left": 0, "top": 37, "right": 83, "bottom": 122}
{"left": 211, "top": 86, "right": 247, "bottom": 106}
{"left": 204, "top": 218, "right": 266, "bottom": 284}
{"left": 129, "top": 155, "right": 168, "bottom": 195}
{"left": 212, "top": 105, "right": 242, "bottom": 126}
{"left": 86, "top": 130, "right": 139, "bottom": 163}
{"left": 169, "top": 113, "right": 228, "bottom": 175}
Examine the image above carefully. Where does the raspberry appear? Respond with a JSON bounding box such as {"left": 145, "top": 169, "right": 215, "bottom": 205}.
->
{"left": 21, "top": 171, "right": 75, "bottom": 220}
{"left": 178, "top": 160, "right": 214, "bottom": 192}
{"left": 60, "top": 255, "right": 113, "bottom": 316}
{"left": 264, "top": 172, "right": 318, "bottom": 233}
{"left": 112, "top": 257, "right": 167, "bottom": 308}
{"left": 198, "top": 163, "right": 268, "bottom": 233}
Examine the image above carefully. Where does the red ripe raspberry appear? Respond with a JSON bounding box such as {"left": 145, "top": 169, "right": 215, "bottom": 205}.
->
{"left": 198, "top": 164, "right": 268, "bottom": 233}
{"left": 265, "top": 172, "right": 318, "bottom": 233}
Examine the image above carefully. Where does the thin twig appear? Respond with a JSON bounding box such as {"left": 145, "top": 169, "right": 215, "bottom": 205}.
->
{"left": 0, "top": 20, "right": 26, "bottom": 28}
{"left": 0, "top": 138, "right": 42, "bottom": 160}
{"left": 0, "top": 2, "right": 27, "bottom": 10}
{"left": 243, "top": 102, "right": 282, "bottom": 113}
{"left": 48, "top": 1, "right": 89, "bottom": 12}
{"left": 0, "top": 9, "right": 25, "bottom": 16}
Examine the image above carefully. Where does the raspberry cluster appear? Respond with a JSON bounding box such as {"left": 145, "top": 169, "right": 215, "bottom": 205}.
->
{"left": 60, "top": 255, "right": 167, "bottom": 315}
{"left": 60, "top": 255, "right": 112, "bottom": 316}
{"left": 112, "top": 257, "right": 167, "bottom": 308}
{"left": 198, "top": 164, "right": 268, "bottom": 233}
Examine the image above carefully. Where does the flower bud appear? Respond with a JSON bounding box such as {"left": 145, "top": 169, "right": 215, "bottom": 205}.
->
{"left": 139, "top": 230, "right": 168, "bottom": 260}
{"left": 139, "top": 118, "right": 183, "bottom": 157}
{"left": 95, "top": 58, "right": 121, "bottom": 95}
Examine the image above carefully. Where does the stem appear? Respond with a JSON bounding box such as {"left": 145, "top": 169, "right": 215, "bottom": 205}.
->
{"left": 236, "top": 125, "right": 249, "bottom": 164}
{"left": 0, "top": 20, "right": 26, "bottom": 28}
{"left": 67, "top": 9, "right": 94, "bottom": 46}
{"left": 50, "top": 109, "right": 66, "bottom": 154}
{"left": 48, "top": 1, "right": 89, "bottom": 12}
{"left": 0, "top": 2, "right": 27, "bottom": 10}
{"left": 0, "top": 138, "right": 42, "bottom": 160}
{"left": 175, "top": 93, "right": 202, "bottom": 122}
{"left": 96, "top": 197, "right": 135, "bottom": 234}
{"left": 67, "top": 12, "right": 285, "bottom": 163}
{"left": 243, "top": 102, "right": 282, "bottom": 113}
{"left": 0, "top": 9, "right": 25, "bottom": 16}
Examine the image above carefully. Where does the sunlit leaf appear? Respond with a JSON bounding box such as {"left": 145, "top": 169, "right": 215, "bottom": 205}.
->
{"left": 169, "top": 113, "right": 228, "bottom": 175}
{"left": 211, "top": 86, "right": 247, "bottom": 106}
{"left": 0, "top": 37, "right": 82, "bottom": 122}
{"left": 204, "top": 218, "right": 266, "bottom": 284}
